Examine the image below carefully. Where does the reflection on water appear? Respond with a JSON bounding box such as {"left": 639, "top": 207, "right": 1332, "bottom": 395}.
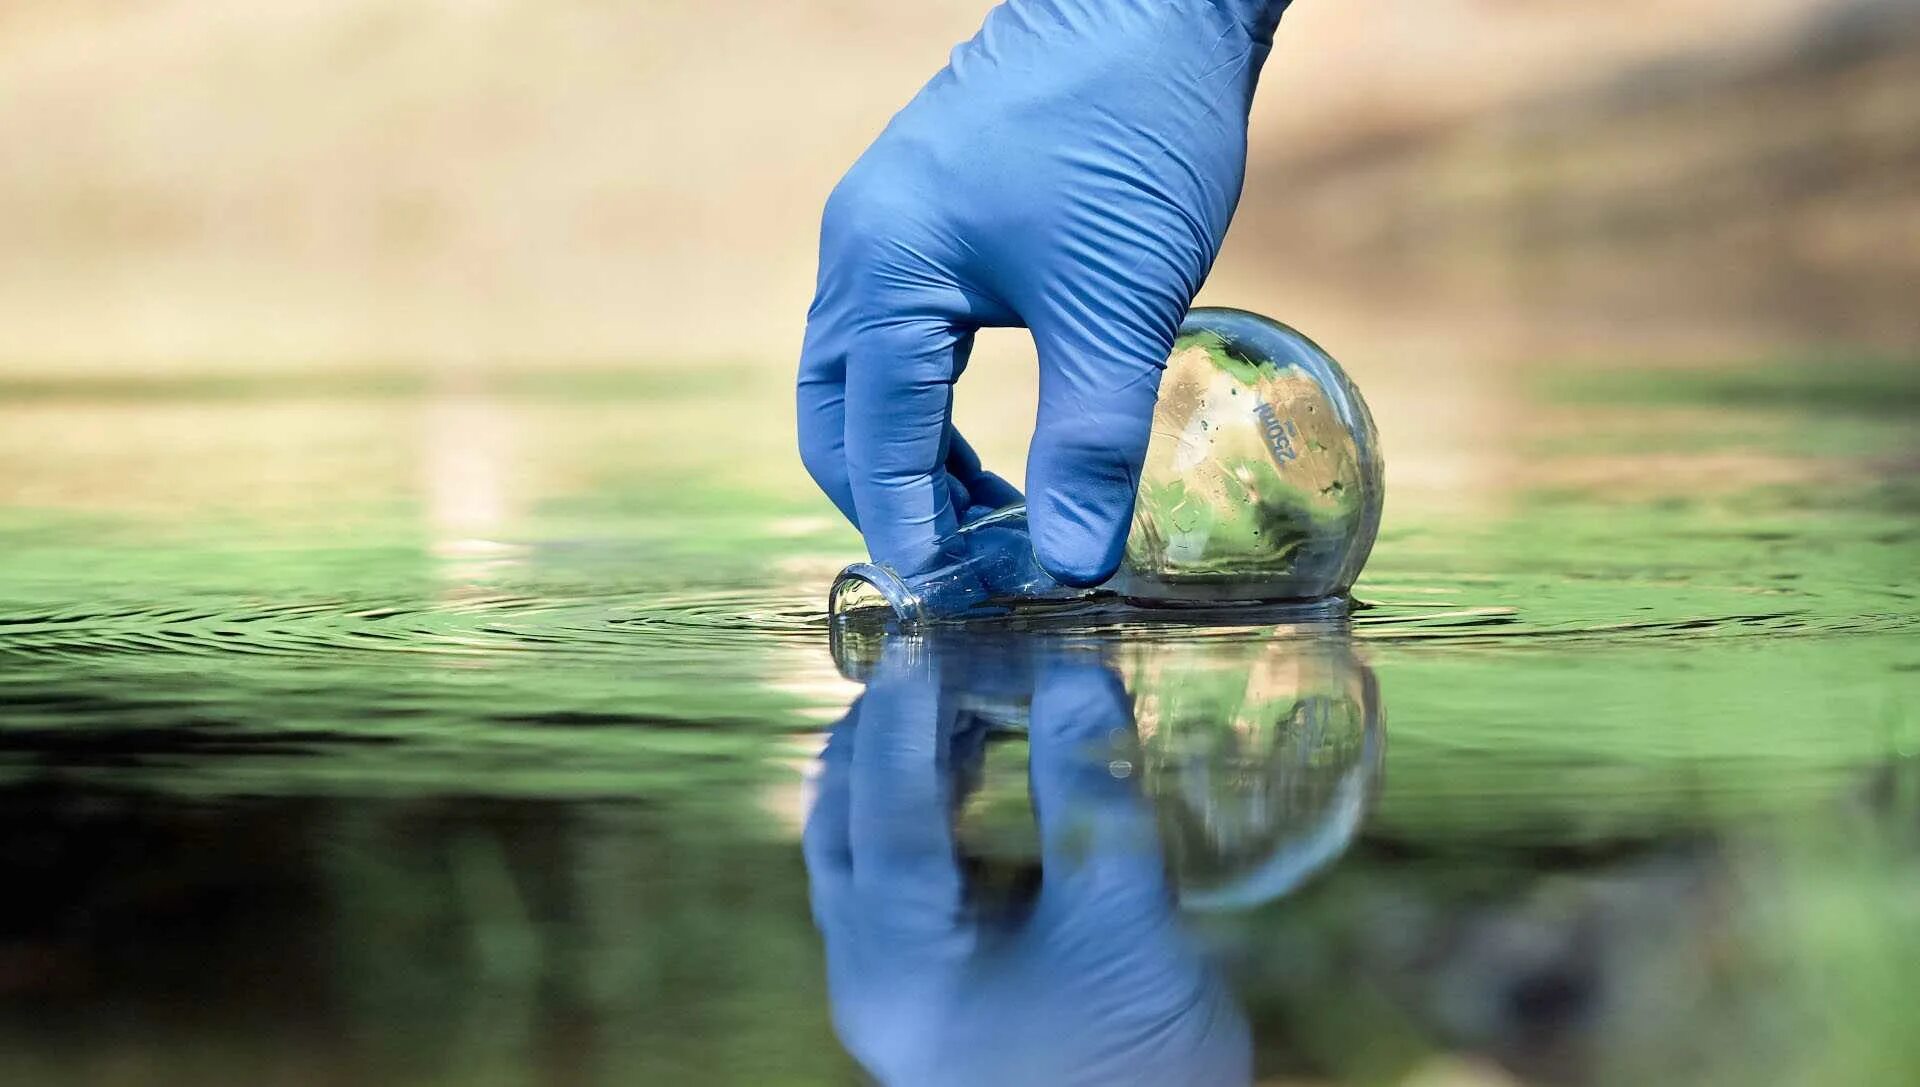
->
{"left": 808, "top": 633, "right": 1252, "bottom": 1086}
{"left": 0, "top": 359, "right": 1916, "bottom": 1084}
{"left": 805, "top": 627, "right": 1381, "bottom": 1085}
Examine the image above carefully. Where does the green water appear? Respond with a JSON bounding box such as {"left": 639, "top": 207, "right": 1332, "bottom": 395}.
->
{"left": 0, "top": 360, "right": 1915, "bottom": 1085}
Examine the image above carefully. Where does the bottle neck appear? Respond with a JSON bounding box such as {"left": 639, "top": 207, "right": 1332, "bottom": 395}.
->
{"left": 829, "top": 563, "right": 924, "bottom": 625}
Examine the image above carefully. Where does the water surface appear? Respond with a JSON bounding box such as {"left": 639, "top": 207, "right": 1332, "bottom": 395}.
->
{"left": 1, "top": 361, "right": 1916, "bottom": 1085}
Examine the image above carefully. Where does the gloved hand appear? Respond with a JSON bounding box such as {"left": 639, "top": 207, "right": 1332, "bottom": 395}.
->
{"left": 803, "top": 632, "right": 1251, "bottom": 1086}
{"left": 797, "top": 0, "right": 1288, "bottom": 585}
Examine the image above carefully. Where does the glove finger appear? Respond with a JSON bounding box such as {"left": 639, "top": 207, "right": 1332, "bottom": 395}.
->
{"left": 845, "top": 316, "right": 973, "bottom": 576}
{"left": 945, "top": 426, "right": 1024, "bottom": 519}
{"left": 1025, "top": 306, "right": 1175, "bottom": 587}
{"left": 797, "top": 282, "right": 860, "bottom": 529}
{"left": 942, "top": 472, "right": 1009, "bottom": 528}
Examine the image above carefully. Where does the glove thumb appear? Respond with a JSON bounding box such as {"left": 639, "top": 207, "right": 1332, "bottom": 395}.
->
{"left": 1025, "top": 312, "right": 1174, "bottom": 588}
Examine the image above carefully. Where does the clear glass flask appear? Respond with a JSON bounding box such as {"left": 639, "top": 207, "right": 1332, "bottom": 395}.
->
{"left": 829, "top": 307, "right": 1385, "bottom": 625}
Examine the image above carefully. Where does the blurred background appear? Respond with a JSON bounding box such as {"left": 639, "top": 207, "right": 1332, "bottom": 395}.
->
{"left": 3, "top": 0, "right": 1914, "bottom": 375}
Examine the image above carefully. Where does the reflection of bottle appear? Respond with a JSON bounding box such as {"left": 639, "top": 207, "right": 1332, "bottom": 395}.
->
{"left": 830, "top": 308, "right": 1385, "bottom": 624}
{"left": 1124, "top": 636, "right": 1384, "bottom": 911}
{"left": 826, "top": 625, "right": 1385, "bottom": 911}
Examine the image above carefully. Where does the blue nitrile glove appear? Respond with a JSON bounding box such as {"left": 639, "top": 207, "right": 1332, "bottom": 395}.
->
{"left": 798, "top": 0, "right": 1289, "bottom": 586}
{"left": 803, "top": 634, "right": 1251, "bottom": 1086}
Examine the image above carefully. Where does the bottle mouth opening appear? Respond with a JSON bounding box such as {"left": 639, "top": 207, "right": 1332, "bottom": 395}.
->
{"left": 828, "top": 563, "right": 923, "bottom": 625}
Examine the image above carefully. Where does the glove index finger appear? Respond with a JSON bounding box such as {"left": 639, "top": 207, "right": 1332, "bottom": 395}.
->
{"left": 845, "top": 315, "right": 975, "bottom": 577}
{"left": 945, "top": 425, "right": 1024, "bottom": 523}
{"left": 797, "top": 305, "right": 860, "bottom": 528}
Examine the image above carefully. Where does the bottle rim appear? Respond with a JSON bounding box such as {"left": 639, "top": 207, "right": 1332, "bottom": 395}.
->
{"left": 828, "top": 562, "right": 924, "bottom": 625}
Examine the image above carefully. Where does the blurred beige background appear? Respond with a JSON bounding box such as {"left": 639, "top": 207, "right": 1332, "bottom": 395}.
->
{"left": 1, "top": 0, "right": 1915, "bottom": 376}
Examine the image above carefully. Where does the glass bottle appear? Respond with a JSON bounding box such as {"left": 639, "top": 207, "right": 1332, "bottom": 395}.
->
{"left": 830, "top": 307, "right": 1385, "bottom": 624}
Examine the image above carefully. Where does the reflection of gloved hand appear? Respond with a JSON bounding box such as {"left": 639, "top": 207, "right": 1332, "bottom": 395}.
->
{"left": 797, "top": 1, "right": 1290, "bottom": 585}
{"left": 803, "top": 637, "right": 1251, "bottom": 1087}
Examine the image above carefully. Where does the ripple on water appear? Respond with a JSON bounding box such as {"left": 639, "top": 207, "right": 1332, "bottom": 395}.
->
{"left": 1352, "top": 571, "right": 1918, "bottom": 648}
{"left": 0, "top": 572, "right": 1910, "bottom": 664}
{"left": 0, "top": 588, "right": 827, "bottom": 664}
